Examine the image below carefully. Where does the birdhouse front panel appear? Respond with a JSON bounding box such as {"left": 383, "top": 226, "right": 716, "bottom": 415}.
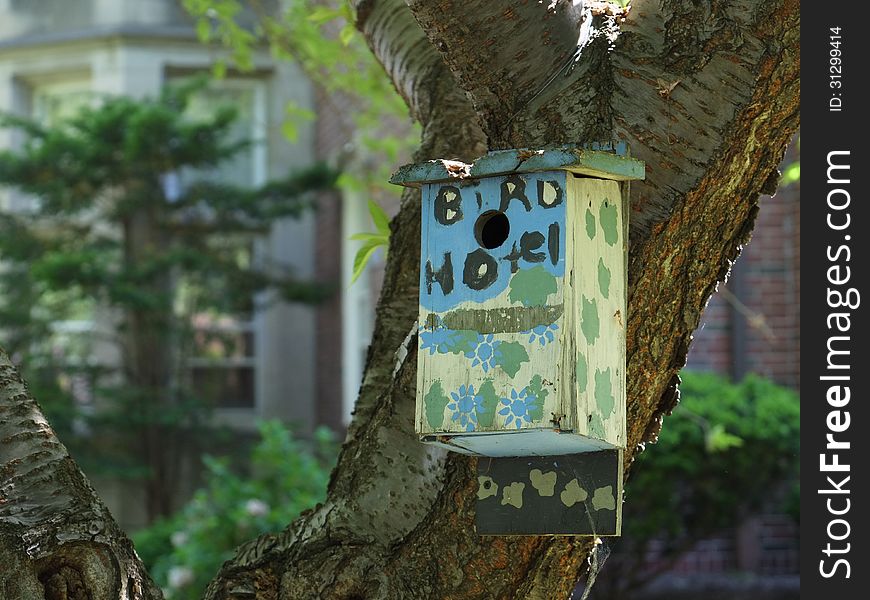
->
{"left": 415, "top": 168, "right": 627, "bottom": 457}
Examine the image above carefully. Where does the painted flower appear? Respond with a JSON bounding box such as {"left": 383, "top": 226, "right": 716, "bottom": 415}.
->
{"left": 498, "top": 387, "right": 539, "bottom": 429}
{"left": 465, "top": 334, "right": 502, "bottom": 373}
{"left": 524, "top": 323, "right": 559, "bottom": 346}
{"left": 447, "top": 384, "right": 484, "bottom": 431}
{"left": 419, "top": 328, "right": 462, "bottom": 354}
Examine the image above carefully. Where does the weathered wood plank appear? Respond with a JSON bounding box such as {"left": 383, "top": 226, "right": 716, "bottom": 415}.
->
{"left": 391, "top": 145, "right": 644, "bottom": 186}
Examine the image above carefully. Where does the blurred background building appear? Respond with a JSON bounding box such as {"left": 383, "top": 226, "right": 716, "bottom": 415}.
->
{"left": 0, "top": 0, "right": 379, "bottom": 528}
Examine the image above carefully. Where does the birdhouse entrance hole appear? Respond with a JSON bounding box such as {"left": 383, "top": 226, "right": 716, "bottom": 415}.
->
{"left": 475, "top": 210, "right": 510, "bottom": 249}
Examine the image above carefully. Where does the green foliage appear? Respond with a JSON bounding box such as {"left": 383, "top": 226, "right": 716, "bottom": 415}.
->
{"left": 0, "top": 78, "right": 338, "bottom": 509}
{"left": 781, "top": 160, "right": 800, "bottom": 186}
{"left": 595, "top": 371, "right": 799, "bottom": 597}
{"left": 182, "top": 1, "right": 421, "bottom": 285}
{"left": 133, "top": 421, "right": 338, "bottom": 599}
{"left": 780, "top": 134, "right": 800, "bottom": 187}
{"left": 626, "top": 371, "right": 799, "bottom": 542}
{"left": 182, "top": 0, "right": 420, "bottom": 196}
{"left": 350, "top": 199, "right": 391, "bottom": 284}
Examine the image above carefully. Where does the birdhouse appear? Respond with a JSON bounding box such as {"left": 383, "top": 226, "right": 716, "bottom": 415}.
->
{"left": 391, "top": 145, "right": 644, "bottom": 536}
{"left": 391, "top": 145, "right": 644, "bottom": 459}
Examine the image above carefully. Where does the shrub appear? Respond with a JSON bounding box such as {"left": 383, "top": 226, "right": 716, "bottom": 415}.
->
{"left": 595, "top": 371, "right": 800, "bottom": 598}
{"left": 133, "top": 420, "right": 338, "bottom": 599}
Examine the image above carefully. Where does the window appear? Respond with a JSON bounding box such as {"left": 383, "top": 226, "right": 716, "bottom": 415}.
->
{"left": 172, "top": 77, "right": 268, "bottom": 411}
{"left": 32, "top": 80, "right": 97, "bottom": 126}
{"left": 187, "top": 314, "right": 256, "bottom": 409}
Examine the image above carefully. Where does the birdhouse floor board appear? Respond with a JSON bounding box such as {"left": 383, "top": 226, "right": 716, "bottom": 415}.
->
{"left": 421, "top": 428, "right": 617, "bottom": 457}
{"left": 475, "top": 450, "right": 623, "bottom": 536}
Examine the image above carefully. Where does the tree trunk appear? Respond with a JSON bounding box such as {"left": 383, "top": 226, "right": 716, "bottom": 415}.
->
{"left": 201, "top": 1, "right": 798, "bottom": 599}
{"left": 0, "top": 0, "right": 799, "bottom": 598}
{"left": 124, "top": 206, "right": 178, "bottom": 522}
{"left": 0, "top": 349, "right": 162, "bottom": 599}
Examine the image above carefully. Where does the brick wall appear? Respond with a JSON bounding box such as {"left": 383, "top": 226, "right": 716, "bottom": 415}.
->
{"left": 313, "top": 85, "right": 353, "bottom": 432}
{"left": 655, "top": 140, "right": 801, "bottom": 583}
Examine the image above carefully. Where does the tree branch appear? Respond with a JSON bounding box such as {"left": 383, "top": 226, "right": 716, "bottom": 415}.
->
{"left": 204, "top": 0, "right": 798, "bottom": 597}
{"left": 0, "top": 348, "right": 162, "bottom": 599}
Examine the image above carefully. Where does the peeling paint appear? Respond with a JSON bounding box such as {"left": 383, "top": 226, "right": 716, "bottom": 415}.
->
{"left": 428, "top": 304, "right": 563, "bottom": 333}
{"left": 581, "top": 296, "right": 600, "bottom": 344}
{"left": 597, "top": 258, "right": 611, "bottom": 298}
{"left": 585, "top": 208, "right": 596, "bottom": 240}
{"left": 588, "top": 413, "right": 605, "bottom": 438}
{"left": 576, "top": 352, "right": 588, "bottom": 394}
{"left": 599, "top": 198, "right": 619, "bottom": 246}
{"left": 595, "top": 367, "right": 615, "bottom": 416}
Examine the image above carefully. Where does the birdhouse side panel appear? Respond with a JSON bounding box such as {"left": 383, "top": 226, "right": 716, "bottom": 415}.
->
{"left": 564, "top": 177, "right": 626, "bottom": 448}
{"left": 416, "top": 172, "right": 569, "bottom": 439}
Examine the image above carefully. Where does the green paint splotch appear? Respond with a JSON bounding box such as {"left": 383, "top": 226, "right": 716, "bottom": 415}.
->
{"left": 585, "top": 208, "right": 596, "bottom": 240}
{"left": 508, "top": 265, "right": 557, "bottom": 307}
{"left": 588, "top": 413, "right": 605, "bottom": 438}
{"left": 594, "top": 367, "right": 615, "bottom": 416}
{"left": 424, "top": 381, "right": 450, "bottom": 429}
{"left": 597, "top": 258, "right": 611, "bottom": 299}
{"left": 581, "top": 296, "right": 600, "bottom": 344}
{"left": 494, "top": 341, "right": 529, "bottom": 378}
{"left": 576, "top": 352, "right": 588, "bottom": 394}
{"left": 526, "top": 374, "right": 548, "bottom": 421}
{"left": 476, "top": 379, "right": 499, "bottom": 428}
{"left": 599, "top": 199, "right": 619, "bottom": 246}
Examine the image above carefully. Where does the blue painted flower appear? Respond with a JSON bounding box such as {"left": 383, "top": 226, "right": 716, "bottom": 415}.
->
{"left": 524, "top": 323, "right": 559, "bottom": 346}
{"left": 447, "top": 384, "right": 484, "bottom": 431}
{"left": 464, "top": 334, "right": 502, "bottom": 373}
{"left": 498, "top": 387, "right": 539, "bottom": 429}
{"left": 420, "top": 328, "right": 455, "bottom": 354}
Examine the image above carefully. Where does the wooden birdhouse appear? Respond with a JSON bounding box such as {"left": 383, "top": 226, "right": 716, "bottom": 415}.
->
{"left": 391, "top": 145, "right": 644, "bottom": 460}
{"left": 391, "top": 145, "right": 644, "bottom": 536}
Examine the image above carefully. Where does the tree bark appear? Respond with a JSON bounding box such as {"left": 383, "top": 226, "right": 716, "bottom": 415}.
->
{"left": 201, "top": 0, "right": 798, "bottom": 598}
{"left": 0, "top": 0, "right": 799, "bottom": 598}
{"left": 0, "top": 349, "right": 163, "bottom": 599}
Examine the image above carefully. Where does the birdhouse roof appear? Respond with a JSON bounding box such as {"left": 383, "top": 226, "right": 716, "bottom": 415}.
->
{"left": 390, "top": 143, "right": 646, "bottom": 187}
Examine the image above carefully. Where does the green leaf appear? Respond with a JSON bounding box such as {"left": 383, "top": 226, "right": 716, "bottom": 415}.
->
{"left": 781, "top": 161, "right": 800, "bottom": 186}
{"left": 307, "top": 6, "right": 341, "bottom": 24}
{"left": 212, "top": 59, "right": 227, "bottom": 80}
{"left": 339, "top": 23, "right": 356, "bottom": 47}
{"left": 281, "top": 119, "right": 299, "bottom": 142}
{"left": 350, "top": 239, "right": 383, "bottom": 284}
{"left": 367, "top": 199, "right": 390, "bottom": 235}
{"left": 494, "top": 341, "right": 529, "bottom": 378}
{"left": 349, "top": 232, "right": 388, "bottom": 243}
{"left": 195, "top": 18, "right": 212, "bottom": 42}
{"left": 706, "top": 423, "right": 744, "bottom": 452}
